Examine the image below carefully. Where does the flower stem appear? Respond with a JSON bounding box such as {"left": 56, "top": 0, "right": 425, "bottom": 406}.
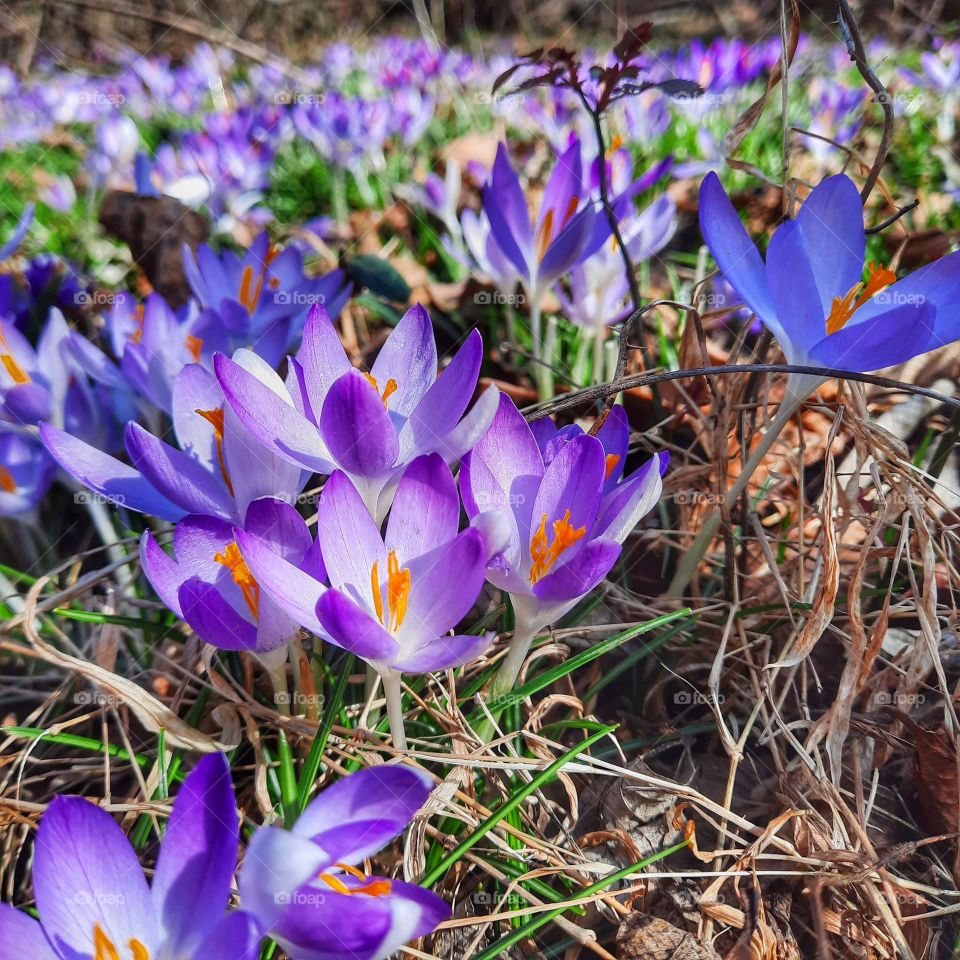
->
{"left": 475, "top": 622, "right": 536, "bottom": 742}
{"left": 667, "top": 391, "right": 806, "bottom": 597}
{"left": 382, "top": 670, "right": 407, "bottom": 751}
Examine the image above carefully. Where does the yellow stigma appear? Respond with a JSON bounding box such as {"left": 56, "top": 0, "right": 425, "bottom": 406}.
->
{"left": 319, "top": 863, "right": 393, "bottom": 898}
{"left": 0, "top": 466, "right": 14, "bottom": 494}
{"left": 0, "top": 324, "right": 30, "bottom": 385}
{"left": 825, "top": 261, "right": 897, "bottom": 335}
{"left": 529, "top": 508, "right": 587, "bottom": 584}
{"left": 184, "top": 334, "right": 203, "bottom": 363}
{"left": 93, "top": 924, "right": 150, "bottom": 960}
{"left": 363, "top": 372, "right": 399, "bottom": 408}
{"left": 370, "top": 550, "right": 411, "bottom": 632}
{"left": 214, "top": 541, "right": 260, "bottom": 621}
{"left": 195, "top": 406, "right": 234, "bottom": 496}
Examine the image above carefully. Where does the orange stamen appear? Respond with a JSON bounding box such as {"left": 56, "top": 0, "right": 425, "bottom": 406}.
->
{"left": 529, "top": 509, "right": 587, "bottom": 584}
{"left": 370, "top": 550, "right": 410, "bottom": 632}
{"left": 128, "top": 304, "right": 146, "bottom": 344}
{"left": 0, "top": 466, "right": 14, "bottom": 494}
{"left": 607, "top": 135, "right": 623, "bottom": 155}
{"left": 561, "top": 194, "right": 579, "bottom": 226}
{"left": 238, "top": 262, "right": 268, "bottom": 314}
{"left": 535, "top": 208, "right": 554, "bottom": 262}
{"left": 129, "top": 940, "right": 150, "bottom": 960}
{"left": 319, "top": 870, "right": 393, "bottom": 898}
{"left": 93, "top": 925, "right": 120, "bottom": 960}
{"left": 214, "top": 541, "right": 260, "bottom": 620}
{"left": 363, "top": 372, "right": 399, "bottom": 408}
{"left": 604, "top": 453, "right": 621, "bottom": 481}
{"left": 825, "top": 261, "right": 896, "bottom": 335}
{"left": 195, "top": 407, "right": 235, "bottom": 496}
{"left": 0, "top": 324, "right": 30, "bottom": 385}
{"left": 184, "top": 335, "right": 203, "bottom": 363}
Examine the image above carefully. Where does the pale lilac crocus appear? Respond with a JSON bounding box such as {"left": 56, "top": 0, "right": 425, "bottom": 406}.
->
{"left": 462, "top": 395, "right": 664, "bottom": 697}
{"left": 239, "top": 765, "right": 448, "bottom": 960}
{"left": 238, "top": 455, "right": 506, "bottom": 747}
{"left": 0, "top": 753, "right": 261, "bottom": 960}
{"left": 214, "top": 303, "right": 499, "bottom": 521}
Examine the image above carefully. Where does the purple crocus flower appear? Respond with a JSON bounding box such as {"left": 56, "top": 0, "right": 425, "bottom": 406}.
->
{"left": 183, "top": 233, "right": 350, "bottom": 366}
{"left": 0, "top": 430, "right": 55, "bottom": 517}
{"left": 41, "top": 361, "right": 305, "bottom": 523}
{"left": 461, "top": 395, "right": 665, "bottom": 693}
{"left": 0, "top": 753, "right": 260, "bottom": 960}
{"left": 0, "top": 202, "right": 33, "bottom": 260}
{"left": 482, "top": 140, "right": 602, "bottom": 358}
{"left": 141, "top": 497, "right": 317, "bottom": 660}
{"left": 214, "top": 303, "right": 499, "bottom": 520}
{"left": 238, "top": 455, "right": 505, "bottom": 746}
{"left": 239, "top": 765, "right": 449, "bottom": 960}
{"left": 699, "top": 170, "right": 960, "bottom": 402}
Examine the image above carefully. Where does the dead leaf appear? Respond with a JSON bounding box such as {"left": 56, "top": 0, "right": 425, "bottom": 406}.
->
{"left": 617, "top": 914, "right": 720, "bottom": 960}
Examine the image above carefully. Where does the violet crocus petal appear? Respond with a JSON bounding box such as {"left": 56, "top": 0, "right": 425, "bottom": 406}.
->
{"left": 315, "top": 470, "right": 387, "bottom": 598}
{"left": 368, "top": 304, "right": 438, "bottom": 417}
{"left": 0, "top": 904, "right": 58, "bottom": 960}
{"left": 272, "top": 878, "right": 449, "bottom": 960}
{"left": 393, "top": 631, "right": 495, "bottom": 673}
{"left": 398, "top": 329, "right": 482, "bottom": 459}
{"left": 316, "top": 590, "right": 399, "bottom": 662}
{"left": 385, "top": 453, "right": 459, "bottom": 563}
{"left": 764, "top": 217, "right": 830, "bottom": 363}
{"left": 152, "top": 753, "right": 237, "bottom": 956}
{"left": 256, "top": 592, "right": 301, "bottom": 654}
{"left": 171, "top": 514, "right": 237, "bottom": 587}
{"left": 530, "top": 433, "right": 605, "bottom": 541}
{"left": 223, "top": 404, "right": 305, "bottom": 518}
{"left": 538, "top": 204, "right": 596, "bottom": 285}
{"left": 460, "top": 392, "right": 543, "bottom": 560}
{"left": 806, "top": 299, "right": 936, "bottom": 372}
{"left": 295, "top": 304, "right": 353, "bottom": 417}
{"left": 39, "top": 423, "right": 186, "bottom": 522}
{"left": 595, "top": 453, "right": 665, "bottom": 543}
{"left": 321, "top": 369, "right": 400, "bottom": 477}
{"left": 3, "top": 383, "right": 51, "bottom": 425}
{"left": 244, "top": 497, "right": 313, "bottom": 560}
{"left": 141, "top": 530, "right": 187, "bottom": 618}
{"left": 214, "top": 353, "right": 333, "bottom": 473}
{"left": 595, "top": 405, "right": 629, "bottom": 492}
{"left": 698, "top": 172, "right": 778, "bottom": 335}
{"left": 125, "top": 422, "right": 235, "bottom": 520}
{"left": 190, "top": 911, "right": 262, "bottom": 960}
{"left": 294, "top": 765, "right": 432, "bottom": 849}
{"left": 425, "top": 381, "right": 501, "bottom": 465}
{"left": 792, "top": 174, "right": 865, "bottom": 318}
{"left": 239, "top": 827, "right": 333, "bottom": 935}
{"left": 537, "top": 139, "right": 582, "bottom": 243}
{"left": 533, "top": 538, "right": 621, "bottom": 604}
{"left": 171, "top": 364, "right": 222, "bottom": 472}
{"left": 483, "top": 143, "right": 533, "bottom": 277}
{"left": 396, "top": 528, "right": 488, "bottom": 646}
{"left": 178, "top": 578, "right": 258, "bottom": 651}
{"left": 34, "top": 796, "right": 160, "bottom": 959}
{"left": 235, "top": 527, "right": 328, "bottom": 641}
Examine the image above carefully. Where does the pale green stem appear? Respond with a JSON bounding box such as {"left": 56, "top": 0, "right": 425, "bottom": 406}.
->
{"left": 591, "top": 325, "right": 605, "bottom": 386}
{"left": 667, "top": 391, "right": 806, "bottom": 597}
{"left": 83, "top": 495, "right": 128, "bottom": 570}
{"left": 382, "top": 670, "right": 407, "bottom": 751}
{"left": 331, "top": 167, "right": 348, "bottom": 224}
{"left": 475, "top": 621, "right": 537, "bottom": 742}
{"left": 538, "top": 315, "right": 557, "bottom": 400}
{"left": 268, "top": 659, "right": 291, "bottom": 717}
{"left": 529, "top": 297, "right": 542, "bottom": 364}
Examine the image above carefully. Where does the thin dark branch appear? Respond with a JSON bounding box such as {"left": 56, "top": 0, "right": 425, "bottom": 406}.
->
{"left": 525, "top": 363, "right": 960, "bottom": 420}
{"left": 837, "top": 0, "right": 894, "bottom": 202}
{"left": 865, "top": 200, "right": 919, "bottom": 235}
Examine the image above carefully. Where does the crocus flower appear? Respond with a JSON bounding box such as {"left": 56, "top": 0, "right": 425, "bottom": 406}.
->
{"left": 141, "top": 497, "right": 317, "bottom": 660}
{"left": 699, "top": 170, "right": 960, "bottom": 402}
{"left": 41, "top": 361, "right": 304, "bottom": 523}
{"left": 0, "top": 202, "right": 33, "bottom": 260}
{"left": 238, "top": 455, "right": 505, "bottom": 745}
{"left": 482, "top": 140, "right": 602, "bottom": 355}
{"left": 183, "top": 232, "right": 350, "bottom": 365}
{"left": 0, "top": 753, "right": 261, "bottom": 960}
{"left": 214, "top": 304, "right": 499, "bottom": 520}
{"left": 0, "top": 430, "right": 54, "bottom": 517}
{"left": 461, "top": 394, "right": 665, "bottom": 689}
{"left": 239, "top": 765, "right": 449, "bottom": 960}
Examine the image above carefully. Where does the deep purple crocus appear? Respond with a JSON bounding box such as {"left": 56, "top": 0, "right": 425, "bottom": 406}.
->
{"left": 700, "top": 170, "right": 960, "bottom": 403}
{"left": 239, "top": 765, "right": 448, "bottom": 960}
{"left": 0, "top": 753, "right": 260, "bottom": 960}
{"left": 238, "top": 455, "right": 505, "bottom": 746}
{"left": 0, "top": 430, "right": 54, "bottom": 516}
{"left": 462, "top": 395, "right": 664, "bottom": 695}
{"left": 41, "top": 361, "right": 305, "bottom": 523}
{"left": 141, "top": 497, "right": 320, "bottom": 661}
{"left": 214, "top": 303, "right": 499, "bottom": 520}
